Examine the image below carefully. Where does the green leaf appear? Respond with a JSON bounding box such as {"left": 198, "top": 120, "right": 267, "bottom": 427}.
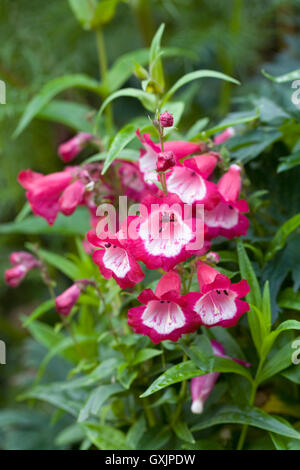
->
{"left": 140, "top": 357, "right": 252, "bottom": 397}
{"left": 161, "top": 101, "right": 184, "bottom": 128}
{"left": 173, "top": 421, "right": 195, "bottom": 444}
{"left": 135, "top": 426, "right": 170, "bottom": 450}
{"left": 211, "top": 326, "right": 247, "bottom": 360}
{"left": 277, "top": 152, "right": 300, "bottom": 173}
{"left": 180, "top": 335, "right": 214, "bottom": 372}
{"left": 262, "top": 68, "right": 300, "bottom": 83}
{"left": 266, "top": 213, "right": 300, "bottom": 261}
{"left": 126, "top": 416, "right": 147, "bottom": 449}
{"left": 107, "top": 48, "right": 149, "bottom": 93}
{"left": 95, "top": 88, "right": 156, "bottom": 130}
{"left": 102, "top": 123, "right": 136, "bottom": 174}
{"left": 278, "top": 288, "right": 300, "bottom": 311}
{"left": 203, "top": 109, "right": 259, "bottom": 138}
{"left": 27, "top": 246, "right": 81, "bottom": 280}
{"left": 0, "top": 208, "right": 90, "bottom": 236}
{"left": 14, "top": 74, "right": 101, "bottom": 137}
{"left": 213, "top": 356, "right": 252, "bottom": 381}
{"left": 282, "top": 365, "right": 300, "bottom": 384}
{"left": 260, "top": 322, "right": 300, "bottom": 363}
{"left": 237, "top": 239, "right": 262, "bottom": 353}
{"left": 78, "top": 383, "right": 123, "bottom": 422}
{"left": 37, "top": 100, "right": 94, "bottom": 133}
{"left": 131, "top": 348, "right": 162, "bottom": 365}
{"left": 149, "top": 23, "right": 165, "bottom": 91}
{"left": 22, "top": 299, "right": 55, "bottom": 327}
{"left": 140, "top": 361, "right": 202, "bottom": 397}
{"left": 81, "top": 422, "right": 128, "bottom": 450}
{"left": 161, "top": 70, "right": 240, "bottom": 105}
{"left": 185, "top": 118, "right": 210, "bottom": 140}
{"left": 68, "top": 0, "right": 96, "bottom": 29}
{"left": 227, "top": 128, "right": 282, "bottom": 163}
{"left": 261, "top": 281, "right": 271, "bottom": 335}
{"left": 55, "top": 424, "right": 85, "bottom": 447}
{"left": 191, "top": 404, "right": 300, "bottom": 440}
{"left": 19, "top": 385, "right": 81, "bottom": 417}
{"left": 270, "top": 432, "right": 300, "bottom": 450}
{"left": 91, "top": 0, "right": 122, "bottom": 27}
{"left": 257, "top": 336, "right": 300, "bottom": 384}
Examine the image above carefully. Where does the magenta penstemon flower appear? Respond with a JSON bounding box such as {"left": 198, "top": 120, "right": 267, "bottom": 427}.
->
{"left": 165, "top": 155, "right": 220, "bottom": 209}
{"left": 118, "top": 161, "right": 147, "bottom": 202}
{"left": 58, "top": 132, "right": 92, "bottom": 163}
{"left": 123, "top": 194, "right": 209, "bottom": 272}
{"left": 214, "top": 127, "right": 235, "bottom": 145}
{"left": 55, "top": 280, "right": 91, "bottom": 315}
{"left": 18, "top": 169, "right": 74, "bottom": 225}
{"left": 87, "top": 229, "right": 145, "bottom": 289}
{"left": 5, "top": 251, "right": 40, "bottom": 287}
{"left": 190, "top": 340, "right": 250, "bottom": 414}
{"left": 128, "top": 271, "right": 199, "bottom": 343}
{"left": 136, "top": 130, "right": 203, "bottom": 185}
{"left": 186, "top": 261, "right": 250, "bottom": 327}
{"left": 205, "top": 164, "right": 249, "bottom": 239}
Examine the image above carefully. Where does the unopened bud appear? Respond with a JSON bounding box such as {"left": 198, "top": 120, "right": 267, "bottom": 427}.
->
{"left": 159, "top": 112, "right": 174, "bottom": 128}
{"left": 156, "top": 151, "right": 176, "bottom": 173}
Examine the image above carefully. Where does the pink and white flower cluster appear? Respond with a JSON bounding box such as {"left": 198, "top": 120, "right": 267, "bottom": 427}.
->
{"left": 5, "top": 123, "right": 250, "bottom": 343}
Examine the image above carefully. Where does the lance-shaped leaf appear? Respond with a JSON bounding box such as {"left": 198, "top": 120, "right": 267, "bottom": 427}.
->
{"left": 14, "top": 74, "right": 101, "bottom": 137}
{"left": 191, "top": 404, "right": 300, "bottom": 440}
{"left": 161, "top": 70, "right": 240, "bottom": 106}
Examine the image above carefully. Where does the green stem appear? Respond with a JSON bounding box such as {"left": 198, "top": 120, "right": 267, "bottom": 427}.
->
{"left": 142, "top": 397, "right": 157, "bottom": 427}
{"left": 170, "top": 354, "right": 188, "bottom": 427}
{"left": 237, "top": 357, "right": 264, "bottom": 450}
{"left": 96, "top": 27, "right": 113, "bottom": 134}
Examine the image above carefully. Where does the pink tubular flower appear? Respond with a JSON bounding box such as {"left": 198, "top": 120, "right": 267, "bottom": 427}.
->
{"left": 5, "top": 251, "right": 39, "bottom": 287}
{"left": 128, "top": 271, "right": 199, "bottom": 343}
{"left": 165, "top": 156, "right": 220, "bottom": 210}
{"left": 124, "top": 194, "right": 210, "bottom": 272}
{"left": 18, "top": 169, "right": 73, "bottom": 225}
{"left": 5, "top": 265, "right": 28, "bottom": 287}
{"left": 87, "top": 230, "right": 145, "bottom": 289}
{"left": 159, "top": 112, "right": 174, "bottom": 128}
{"left": 118, "top": 161, "right": 147, "bottom": 202}
{"left": 58, "top": 132, "right": 92, "bottom": 163}
{"left": 55, "top": 281, "right": 87, "bottom": 315}
{"left": 156, "top": 151, "right": 176, "bottom": 173}
{"left": 214, "top": 127, "right": 235, "bottom": 145}
{"left": 191, "top": 340, "right": 250, "bottom": 413}
{"left": 205, "top": 164, "right": 249, "bottom": 239}
{"left": 136, "top": 130, "right": 202, "bottom": 185}
{"left": 59, "top": 180, "right": 85, "bottom": 216}
{"left": 186, "top": 261, "right": 250, "bottom": 327}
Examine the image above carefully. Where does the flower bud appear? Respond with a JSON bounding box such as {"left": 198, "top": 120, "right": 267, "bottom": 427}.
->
{"left": 159, "top": 112, "right": 174, "bottom": 128}
{"left": 5, "top": 265, "right": 27, "bottom": 287}
{"left": 5, "top": 251, "right": 39, "bottom": 287}
{"left": 55, "top": 283, "right": 81, "bottom": 316}
{"left": 214, "top": 127, "right": 235, "bottom": 145}
{"left": 58, "top": 133, "right": 92, "bottom": 163}
{"left": 10, "top": 251, "right": 38, "bottom": 268}
{"left": 156, "top": 151, "right": 176, "bottom": 173}
{"left": 205, "top": 251, "right": 220, "bottom": 264}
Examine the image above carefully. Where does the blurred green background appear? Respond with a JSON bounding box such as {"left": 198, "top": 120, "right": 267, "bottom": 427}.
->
{"left": 1, "top": 0, "right": 300, "bottom": 449}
